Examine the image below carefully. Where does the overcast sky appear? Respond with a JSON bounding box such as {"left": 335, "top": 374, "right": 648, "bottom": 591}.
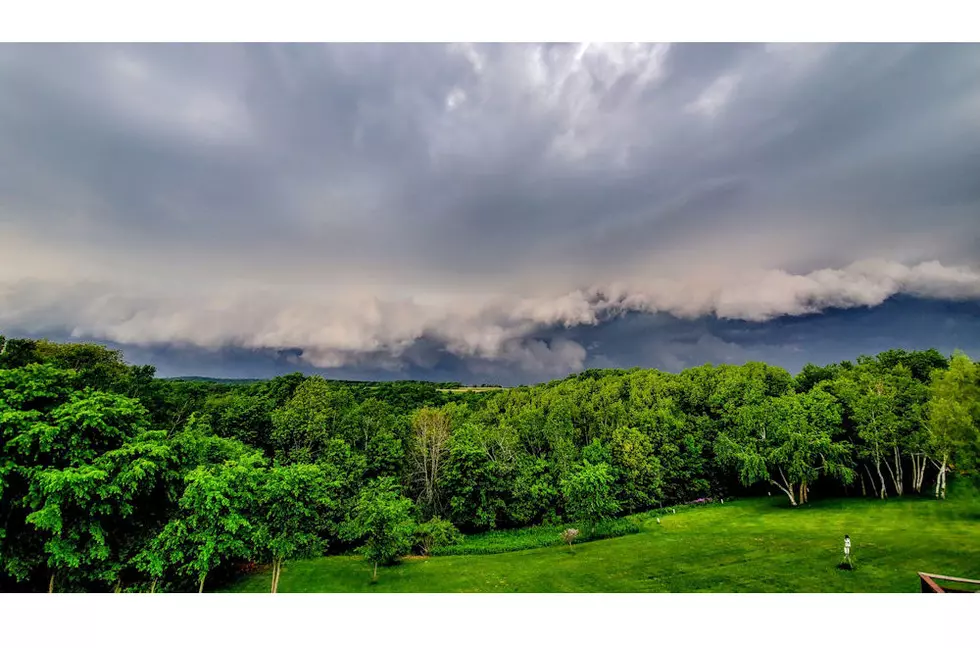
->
{"left": 2, "top": 43, "right": 979, "bottom": 383}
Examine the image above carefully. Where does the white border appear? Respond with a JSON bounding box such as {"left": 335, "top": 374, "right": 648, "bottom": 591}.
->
{"left": 0, "top": 0, "right": 978, "bottom": 42}
{"left": 2, "top": 593, "right": 978, "bottom": 647}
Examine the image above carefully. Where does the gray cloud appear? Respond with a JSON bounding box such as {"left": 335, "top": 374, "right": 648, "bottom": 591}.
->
{"left": 1, "top": 44, "right": 979, "bottom": 379}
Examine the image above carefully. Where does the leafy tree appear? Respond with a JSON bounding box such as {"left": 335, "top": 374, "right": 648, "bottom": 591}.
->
{"left": 270, "top": 378, "right": 355, "bottom": 464}
{"left": 716, "top": 389, "right": 854, "bottom": 506}
{"left": 610, "top": 426, "right": 662, "bottom": 512}
{"left": 561, "top": 459, "right": 620, "bottom": 525}
{"left": 408, "top": 406, "right": 453, "bottom": 517}
{"left": 342, "top": 478, "right": 416, "bottom": 580}
{"left": 844, "top": 368, "right": 902, "bottom": 498}
{"left": 25, "top": 430, "right": 173, "bottom": 592}
{"left": 926, "top": 353, "right": 980, "bottom": 499}
{"left": 0, "top": 364, "right": 158, "bottom": 590}
{"left": 156, "top": 455, "right": 263, "bottom": 592}
{"left": 440, "top": 422, "right": 505, "bottom": 530}
{"left": 255, "top": 464, "right": 338, "bottom": 593}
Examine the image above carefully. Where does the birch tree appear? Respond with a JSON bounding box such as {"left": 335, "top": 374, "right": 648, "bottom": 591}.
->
{"left": 716, "top": 389, "right": 853, "bottom": 506}
{"left": 925, "top": 353, "right": 979, "bottom": 499}
{"left": 408, "top": 407, "right": 453, "bottom": 517}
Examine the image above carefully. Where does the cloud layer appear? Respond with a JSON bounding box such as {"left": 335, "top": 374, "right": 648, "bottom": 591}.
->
{"left": 2, "top": 44, "right": 979, "bottom": 380}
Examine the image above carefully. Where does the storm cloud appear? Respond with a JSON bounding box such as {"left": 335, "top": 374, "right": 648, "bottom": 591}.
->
{"left": 2, "top": 44, "right": 979, "bottom": 381}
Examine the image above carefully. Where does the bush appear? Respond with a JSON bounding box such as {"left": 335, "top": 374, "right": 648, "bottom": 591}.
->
{"left": 413, "top": 517, "right": 464, "bottom": 556}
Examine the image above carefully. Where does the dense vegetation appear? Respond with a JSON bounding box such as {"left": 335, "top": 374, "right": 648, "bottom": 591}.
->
{"left": 1, "top": 333, "right": 978, "bottom": 592}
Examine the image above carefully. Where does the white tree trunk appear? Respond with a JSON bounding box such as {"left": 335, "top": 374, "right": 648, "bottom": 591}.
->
{"left": 771, "top": 479, "right": 797, "bottom": 506}
{"left": 875, "top": 458, "right": 888, "bottom": 500}
{"left": 863, "top": 464, "right": 879, "bottom": 498}
{"left": 889, "top": 446, "right": 904, "bottom": 496}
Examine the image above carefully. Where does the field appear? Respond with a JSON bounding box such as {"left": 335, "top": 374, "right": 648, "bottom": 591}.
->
{"left": 224, "top": 486, "right": 980, "bottom": 593}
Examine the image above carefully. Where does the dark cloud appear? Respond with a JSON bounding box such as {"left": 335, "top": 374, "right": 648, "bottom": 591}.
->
{"left": 1, "top": 44, "right": 979, "bottom": 381}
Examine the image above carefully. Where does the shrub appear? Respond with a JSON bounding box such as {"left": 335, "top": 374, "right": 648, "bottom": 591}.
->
{"left": 414, "top": 517, "right": 463, "bottom": 556}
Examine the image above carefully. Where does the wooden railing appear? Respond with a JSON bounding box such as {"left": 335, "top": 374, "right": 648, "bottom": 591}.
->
{"left": 918, "top": 572, "right": 980, "bottom": 593}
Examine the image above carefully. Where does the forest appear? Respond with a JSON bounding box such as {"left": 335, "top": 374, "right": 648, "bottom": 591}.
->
{"left": 1, "top": 333, "right": 978, "bottom": 593}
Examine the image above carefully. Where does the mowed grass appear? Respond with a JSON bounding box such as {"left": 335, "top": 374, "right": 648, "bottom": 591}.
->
{"left": 224, "top": 488, "right": 980, "bottom": 593}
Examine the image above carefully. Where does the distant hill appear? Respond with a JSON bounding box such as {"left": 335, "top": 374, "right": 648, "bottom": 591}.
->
{"left": 168, "top": 376, "right": 266, "bottom": 385}
{"left": 166, "top": 375, "right": 486, "bottom": 390}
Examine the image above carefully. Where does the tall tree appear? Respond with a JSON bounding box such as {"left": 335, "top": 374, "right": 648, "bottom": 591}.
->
{"left": 408, "top": 406, "right": 453, "bottom": 517}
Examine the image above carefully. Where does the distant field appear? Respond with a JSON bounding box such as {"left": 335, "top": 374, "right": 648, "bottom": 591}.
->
{"left": 437, "top": 387, "right": 504, "bottom": 393}
{"left": 223, "top": 486, "right": 980, "bottom": 593}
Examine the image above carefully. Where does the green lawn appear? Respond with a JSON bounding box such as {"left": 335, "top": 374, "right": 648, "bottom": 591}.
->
{"left": 224, "top": 489, "right": 980, "bottom": 593}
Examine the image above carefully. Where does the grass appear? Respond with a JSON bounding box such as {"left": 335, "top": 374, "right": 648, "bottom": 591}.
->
{"left": 224, "top": 487, "right": 980, "bottom": 593}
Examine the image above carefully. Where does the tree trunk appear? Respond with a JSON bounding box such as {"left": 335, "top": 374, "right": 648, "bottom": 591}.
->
{"left": 875, "top": 458, "right": 888, "bottom": 500}
{"left": 939, "top": 455, "right": 948, "bottom": 500}
{"left": 887, "top": 446, "right": 903, "bottom": 496}
{"left": 373, "top": 561, "right": 378, "bottom": 581}
{"left": 896, "top": 447, "right": 904, "bottom": 495}
{"left": 916, "top": 455, "right": 927, "bottom": 493}
{"left": 114, "top": 579, "right": 122, "bottom": 593}
{"left": 271, "top": 558, "right": 282, "bottom": 594}
{"left": 198, "top": 574, "right": 206, "bottom": 594}
{"left": 150, "top": 579, "right": 157, "bottom": 594}
{"left": 771, "top": 479, "right": 796, "bottom": 506}
{"left": 48, "top": 573, "right": 55, "bottom": 594}
{"left": 863, "top": 464, "right": 879, "bottom": 498}
{"left": 859, "top": 471, "right": 867, "bottom": 497}
{"left": 933, "top": 454, "right": 948, "bottom": 500}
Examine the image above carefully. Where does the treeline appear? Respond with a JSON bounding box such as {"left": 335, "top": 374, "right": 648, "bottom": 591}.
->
{"left": 1, "top": 335, "right": 978, "bottom": 592}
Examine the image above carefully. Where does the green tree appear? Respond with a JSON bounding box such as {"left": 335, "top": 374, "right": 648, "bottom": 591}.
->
{"left": 561, "top": 459, "right": 620, "bottom": 525}
{"left": 157, "top": 455, "right": 263, "bottom": 592}
{"left": 926, "top": 353, "right": 980, "bottom": 499}
{"left": 440, "top": 422, "right": 504, "bottom": 530}
{"left": 716, "top": 389, "right": 853, "bottom": 506}
{"left": 270, "top": 378, "right": 354, "bottom": 464}
{"left": 610, "top": 426, "right": 662, "bottom": 512}
{"left": 255, "top": 463, "right": 338, "bottom": 593}
{"left": 342, "top": 478, "right": 416, "bottom": 580}
{"left": 408, "top": 406, "right": 453, "bottom": 517}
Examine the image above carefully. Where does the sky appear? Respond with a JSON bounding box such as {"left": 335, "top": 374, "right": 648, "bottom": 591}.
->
{"left": 1, "top": 43, "right": 979, "bottom": 385}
